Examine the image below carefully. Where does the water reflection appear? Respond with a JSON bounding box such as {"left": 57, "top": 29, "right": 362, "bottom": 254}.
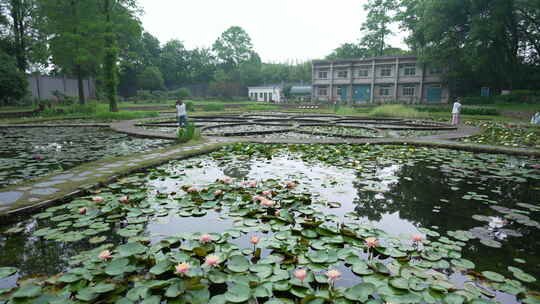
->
{"left": 1, "top": 150, "right": 539, "bottom": 297}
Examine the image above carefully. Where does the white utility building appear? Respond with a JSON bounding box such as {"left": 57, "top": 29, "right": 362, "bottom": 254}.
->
{"left": 248, "top": 86, "right": 282, "bottom": 103}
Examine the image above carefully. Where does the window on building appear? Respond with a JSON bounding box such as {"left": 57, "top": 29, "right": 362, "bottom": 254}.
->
{"left": 430, "top": 67, "right": 442, "bottom": 74}
{"left": 403, "top": 86, "right": 415, "bottom": 96}
{"left": 379, "top": 86, "right": 391, "bottom": 96}
{"left": 337, "top": 70, "right": 348, "bottom": 78}
{"left": 318, "top": 71, "right": 328, "bottom": 79}
{"left": 381, "top": 68, "right": 392, "bottom": 77}
{"left": 269, "top": 93, "right": 273, "bottom": 101}
{"left": 318, "top": 87, "right": 328, "bottom": 96}
{"left": 404, "top": 67, "right": 416, "bottom": 76}
{"left": 358, "top": 69, "right": 369, "bottom": 77}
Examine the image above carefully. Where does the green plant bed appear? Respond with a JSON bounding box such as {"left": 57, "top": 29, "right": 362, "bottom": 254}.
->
{"left": 461, "top": 121, "right": 540, "bottom": 149}
{"left": 35, "top": 103, "right": 159, "bottom": 120}
{"left": 240, "top": 105, "right": 281, "bottom": 111}
{"left": 177, "top": 122, "right": 200, "bottom": 142}
{"left": 369, "top": 105, "right": 423, "bottom": 118}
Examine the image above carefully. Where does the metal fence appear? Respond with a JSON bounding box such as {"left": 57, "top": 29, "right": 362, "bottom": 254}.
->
{"left": 27, "top": 75, "right": 96, "bottom": 100}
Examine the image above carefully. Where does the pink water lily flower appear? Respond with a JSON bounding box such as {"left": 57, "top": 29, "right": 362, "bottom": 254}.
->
{"left": 262, "top": 190, "right": 272, "bottom": 197}
{"left": 326, "top": 269, "right": 341, "bottom": 282}
{"left": 34, "top": 155, "right": 44, "bottom": 161}
{"left": 119, "top": 196, "right": 129, "bottom": 204}
{"left": 92, "top": 196, "right": 104, "bottom": 203}
{"left": 252, "top": 195, "right": 264, "bottom": 202}
{"left": 205, "top": 255, "right": 220, "bottom": 267}
{"left": 243, "top": 181, "right": 257, "bottom": 188}
{"left": 78, "top": 207, "right": 87, "bottom": 215}
{"left": 294, "top": 269, "right": 308, "bottom": 281}
{"left": 412, "top": 234, "right": 424, "bottom": 243}
{"left": 199, "top": 234, "right": 212, "bottom": 243}
{"left": 98, "top": 250, "right": 112, "bottom": 260}
{"left": 532, "top": 164, "right": 540, "bottom": 169}
{"left": 175, "top": 262, "right": 190, "bottom": 275}
{"left": 285, "top": 181, "right": 297, "bottom": 188}
{"left": 260, "top": 199, "right": 275, "bottom": 207}
{"left": 186, "top": 187, "right": 198, "bottom": 193}
{"left": 221, "top": 177, "right": 233, "bottom": 184}
{"left": 214, "top": 190, "right": 223, "bottom": 196}
{"left": 365, "top": 237, "right": 379, "bottom": 248}
{"left": 250, "top": 236, "right": 260, "bottom": 245}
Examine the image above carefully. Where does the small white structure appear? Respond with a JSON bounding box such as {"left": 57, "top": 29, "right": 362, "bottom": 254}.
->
{"left": 248, "top": 86, "right": 282, "bottom": 103}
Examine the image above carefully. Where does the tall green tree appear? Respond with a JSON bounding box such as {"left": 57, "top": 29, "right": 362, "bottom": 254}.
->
{"left": 212, "top": 26, "right": 256, "bottom": 71}
{"left": 100, "top": 0, "right": 140, "bottom": 112}
{"left": 137, "top": 66, "right": 164, "bottom": 91}
{"left": 39, "top": 0, "right": 103, "bottom": 104}
{"left": 2, "top": 0, "right": 47, "bottom": 72}
{"left": 327, "top": 43, "right": 370, "bottom": 59}
{"left": 395, "top": 0, "right": 540, "bottom": 92}
{"left": 360, "top": 0, "right": 397, "bottom": 56}
{"left": 159, "top": 39, "right": 189, "bottom": 88}
{"left": 0, "top": 49, "right": 27, "bottom": 105}
{"left": 118, "top": 31, "right": 159, "bottom": 97}
{"left": 187, "top": 47, "right": 216, "bottom": 84}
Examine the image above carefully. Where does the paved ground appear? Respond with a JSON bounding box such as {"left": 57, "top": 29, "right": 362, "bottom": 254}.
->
{"left": 1, "top": 115, "right": 538, "bottom": 220}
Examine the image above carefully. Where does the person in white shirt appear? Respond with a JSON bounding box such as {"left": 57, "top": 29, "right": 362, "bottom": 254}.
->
{"left": 452, "top": 97, "right": 462, "bottom": 125}
{"left": 176, "top": 99, "right": 187, "bottom": 127}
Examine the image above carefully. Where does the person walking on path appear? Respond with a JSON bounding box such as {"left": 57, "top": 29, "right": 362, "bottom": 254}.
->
{"left": 452, "top": 97, "right": 462, "bottom": 125}
{"left": 176, "top": 99, "right": 187, "bottom": 128}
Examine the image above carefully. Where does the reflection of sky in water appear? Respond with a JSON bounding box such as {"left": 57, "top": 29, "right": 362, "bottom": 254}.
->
{"left": 146, "top": 155, "right": 421, "bottom": 240}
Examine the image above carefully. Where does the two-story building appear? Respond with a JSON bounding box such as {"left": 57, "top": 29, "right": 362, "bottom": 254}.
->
{"left": 312, "top": 55, "right": 448, "bottom": 104}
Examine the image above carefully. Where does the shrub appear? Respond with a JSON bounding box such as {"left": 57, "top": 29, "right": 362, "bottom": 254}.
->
{"left": 369, "top": 105, "right": 422, "bottom": 118}
{"left": 461, "top": 106, "right": 499, "bottom": 116}
{"left": 177, "top": 122, "right": 199, "bottom": 142}
{"left": 151, "top": 90, "right": 168, "bottom": 102}
{"left": 462, "top": 97, "right": 494, "bottom": 105}
{"left": 136, "top": 90, "right": 153, "bottom": 101}
{"left": 185, "top": 101, "right": 195, "bottom": 112}
{"left": 202, "top": 104, "right": 225, "bottom": 111}
{"left": 172, "top": 88, "right": 191, "bottom": 99}
{"left": 0, "top": 52, "right": 28, "bottom": 106}
{"left": 241, "top": 105, "right": 280, "bottom": 111}
{"left": 38, "top": 103, "right": 159, "bottom": 120}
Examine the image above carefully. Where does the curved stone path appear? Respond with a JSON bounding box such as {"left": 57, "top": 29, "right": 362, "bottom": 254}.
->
{"left": 1, "top": 113, "right": 539, "bottom": 221}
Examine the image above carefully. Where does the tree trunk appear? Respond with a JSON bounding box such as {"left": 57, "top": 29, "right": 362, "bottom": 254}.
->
{"left": 10, "top": 0, "right": 27, "bottom": 72}
{"left": 104, "top": 0, "right": 118, "bottom": 112}
{"left": 76, "top": 64, "right": 86, "bottom": 104}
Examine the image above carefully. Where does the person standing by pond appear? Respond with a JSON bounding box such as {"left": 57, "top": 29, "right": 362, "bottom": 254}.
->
{"left": 452, "top": 97, "right": 462, "bottom": 125}
{"left": 176, "top": 99, "right": 187, "bottom": 128}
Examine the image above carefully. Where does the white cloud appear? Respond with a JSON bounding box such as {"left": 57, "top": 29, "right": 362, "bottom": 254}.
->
{"left": 139, "top": 0, "right": 408, "bottom": 62}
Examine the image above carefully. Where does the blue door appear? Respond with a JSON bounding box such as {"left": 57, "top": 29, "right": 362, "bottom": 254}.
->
{"left": 339, "top": 87, "right": 348, "bottom": 101}
{"left": 427, "top": 87, "right": 442, "bottom": 103}
{"left": 353, "top": 85, "right": 370, "bottom": 103}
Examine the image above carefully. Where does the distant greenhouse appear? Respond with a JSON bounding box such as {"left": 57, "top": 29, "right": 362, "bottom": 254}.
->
{"left": 289, "top": 85, "right": 312, "bottom": 102}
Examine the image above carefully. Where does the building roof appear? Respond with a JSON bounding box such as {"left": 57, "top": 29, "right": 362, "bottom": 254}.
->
{"left": 290, "top": 86, "right": 312, "bottom": 95}
{"left": 248, "top": 85, "right": 282, "bottom": 90}
{"left": 312, "top": 54, "right": 417, "bottom": 65}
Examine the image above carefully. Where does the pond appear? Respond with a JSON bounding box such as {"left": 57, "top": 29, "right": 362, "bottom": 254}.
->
{"left": 0, "top": 127, "right": 175, "bottom": 188}
{"left": 0, "top": 143, "right": 539, "bottom": 303}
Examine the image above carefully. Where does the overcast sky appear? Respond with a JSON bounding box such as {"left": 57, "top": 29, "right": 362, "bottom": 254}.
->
{"left": 139, "top": 0, "right": 407, "bottom": 63}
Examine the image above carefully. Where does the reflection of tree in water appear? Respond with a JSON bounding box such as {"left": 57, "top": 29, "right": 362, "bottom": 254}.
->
{"left": 0, "top": 217, "right": 141, "bottom": 278}
{"left": 352, "top": 159, "right": 540, "bottom": 285}
{"left": 221, "top": 159, "right": 253, "bottom": 180}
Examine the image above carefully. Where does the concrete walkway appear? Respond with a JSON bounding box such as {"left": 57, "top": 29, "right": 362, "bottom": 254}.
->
{"left": 1, "top": 115, "right": 539, "bottom": 220}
